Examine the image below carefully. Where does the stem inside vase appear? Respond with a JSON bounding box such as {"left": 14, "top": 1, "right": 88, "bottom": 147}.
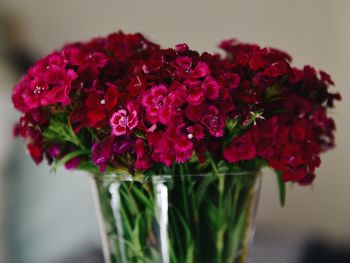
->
{"left": 92, "top": 172, "right": 261, "bottom": 263}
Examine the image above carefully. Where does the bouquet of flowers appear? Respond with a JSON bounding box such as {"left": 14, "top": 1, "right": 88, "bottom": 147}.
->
{"left": 12, "top": 31, "right": 340, "bottom": 263}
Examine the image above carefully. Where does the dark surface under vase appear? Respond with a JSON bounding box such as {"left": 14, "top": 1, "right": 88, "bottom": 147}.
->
{"left": 92, "top": 172, "right": 261, "bottom": 263}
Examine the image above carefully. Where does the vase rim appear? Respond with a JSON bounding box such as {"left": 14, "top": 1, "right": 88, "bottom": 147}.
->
{"left": 92, "top": 171, "right": 261, "bottom": 183}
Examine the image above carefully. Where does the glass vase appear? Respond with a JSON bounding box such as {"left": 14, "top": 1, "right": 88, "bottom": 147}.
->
{"left": 91, "top": 172, "right": 261, "bottom": 263}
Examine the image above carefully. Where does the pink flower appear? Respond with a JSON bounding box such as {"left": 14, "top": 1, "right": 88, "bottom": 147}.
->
{"left": 148, "top": 127, "right": 194, "bottom": 165}
{"left": 18, "top": 63, "right": 77, "bottom": 110}
{"left": 175, "top": 56, "right": 192, "bottom": 72}
{"left": 110, "top": 109, "right": 138, "bottom": 136}
{"left": 186, "top": 85, "right": 205, "bottom": 105}
{"left": 48, "top": 145, "right": 61, "bottom": 158}
{"left": 202, "top": 76, "right": 220, "bottom": 100}
{"left": 191, "top": 61, "right": 210, "bottom": 78}
{"left": 149, "top": 131, "right": 175, "bottom": 166}
{"left": 142, "top": 84, "right": 169, "bottom": 123}
{"left": 142, "top": 84, "right": 186, "bottom": 125}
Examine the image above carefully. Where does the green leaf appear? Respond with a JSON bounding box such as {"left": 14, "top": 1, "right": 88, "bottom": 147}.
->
{"left": 130, "top": 185, "right": 154, "bottom": 211}
{"left": 264, "top": 85, "right": 285, "bottom": 101}
{"left": 206, "top": 202, "right": 219, "bottom": 228}
{"left": 226, "top": 118, "right": 238, "bottom": 132}
{"left": 195, "top": 176, "right": 216, "bottom": 207}
{"left": 185, "top": 242, "right": 194, "bottom": 263}
{"left": 120, "top": 187, "right": 139, "bottom": 216}
{"left": 77, "top": 161, "right": 100, "bottom": 174}
{"left": 145, "top": 248, "right": 162, "bottom": 263}
{"left": 276, "top": 171, "right": 286, "bottom": 207}
{"left": 172, "top": 207, "right": 192, "bottom": 245}
{"left": 43, "top": 115, "right": 83, "bottom": 148}
{"left": 51, "top": 149, "right": 90, "bottom": 173}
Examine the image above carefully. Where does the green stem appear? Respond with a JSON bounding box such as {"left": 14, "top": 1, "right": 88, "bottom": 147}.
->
{"left": 215, "top": 174, "right": 225, "bottom": 262}
{"left": 179, "top": 164, "right": 190, "bottom": 222}
{"left": 237, "top": 185, "right": 255, "bottom": 263}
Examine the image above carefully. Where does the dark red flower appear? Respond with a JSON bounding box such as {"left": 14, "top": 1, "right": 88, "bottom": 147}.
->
{"left": 194, "top": 141, "right": 207, "bottom": 163}
{"left": 185, "top": 102, "right": 207, "bottom": 122}
{"left": 290, "top": 122, "right": 306, "bottom": 142}
{"left": 27, "top": 143, "right": 43, "bottom": 165}
{"left": 224, "top": 134, "right": 256, "bottom": 163}
{"left": 249, "top": 51, "right": 269, "bottom": 71}
{"left": 263, "top": 61, "right": 289, "bottom": 78}
{"left": 319, "top": 70, "right": 334, "bottom": 85}
{"left": 135, "top": 139, "right": 151, "bottom": 170}
{"left": 298, "top": 173, "right": 316, "bottom": 186}
{"left": 85, "top": 92, "right": 107, "bottom": 127}
{"left": 187, "top": 124, "right": 205, "bottom": 140}
{"left": 220, "top": 73, "right": 240, "bottom": 90}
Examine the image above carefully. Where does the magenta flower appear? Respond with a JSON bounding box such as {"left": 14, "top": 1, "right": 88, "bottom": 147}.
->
{"left": 201, "top": 106, "right": 225, "bottom": 137}
{"left": 142, "top": 84, "right": 185, "bottom": 125}
{"left": 91, "top": 138, "right": 114, "bottom": 172}
{"left": 202, "top": 76, "right": 220, "bottom": 100}
{"left": 174, "top": 57, "right": 210, "bottom": 79}
{"left": 175, "top": 43, "right": 189, "bottom": 53}
{"left": 174, "top": 135, "right": 194, "bottom": 163}
{"left": 187, "top": 124, "right": 205, "bottom": 140}
{"left": 113, "top": 136, "right": 136, "bottom": 155}
{"left": 186, "top": 85, "right": 205, "bottom": 105}
{"left": 142, "top": 85, "right": 169, "bottom": 123}
{"left": 48, "top": 145, "right": 61, "bottom": 158}
{"left": 65, "top": 157, "right": 81, "bottom": 170}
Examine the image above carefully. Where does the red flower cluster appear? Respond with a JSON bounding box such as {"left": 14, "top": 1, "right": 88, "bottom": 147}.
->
{"left": 12, "top": 32, "right": 340, "bottom": 185}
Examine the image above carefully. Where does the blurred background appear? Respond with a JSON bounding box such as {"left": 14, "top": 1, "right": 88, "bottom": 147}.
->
{"left": 0, "top": 0, "right": 349, "bottom": 262}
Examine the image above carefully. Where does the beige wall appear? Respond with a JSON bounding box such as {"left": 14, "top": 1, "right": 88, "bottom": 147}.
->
{"left": 2, "top": 0, "right": 349, "bottom": 241}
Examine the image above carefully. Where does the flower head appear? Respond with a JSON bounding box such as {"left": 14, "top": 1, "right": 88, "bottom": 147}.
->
{"left": 201, "top": 106, "right": 225, "bottom": 137}
{"left": 110, "top": 109, "right": 138, "bottom": 136}
{"left": 11, "top": 31, "right": 340, "bottom": 187}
